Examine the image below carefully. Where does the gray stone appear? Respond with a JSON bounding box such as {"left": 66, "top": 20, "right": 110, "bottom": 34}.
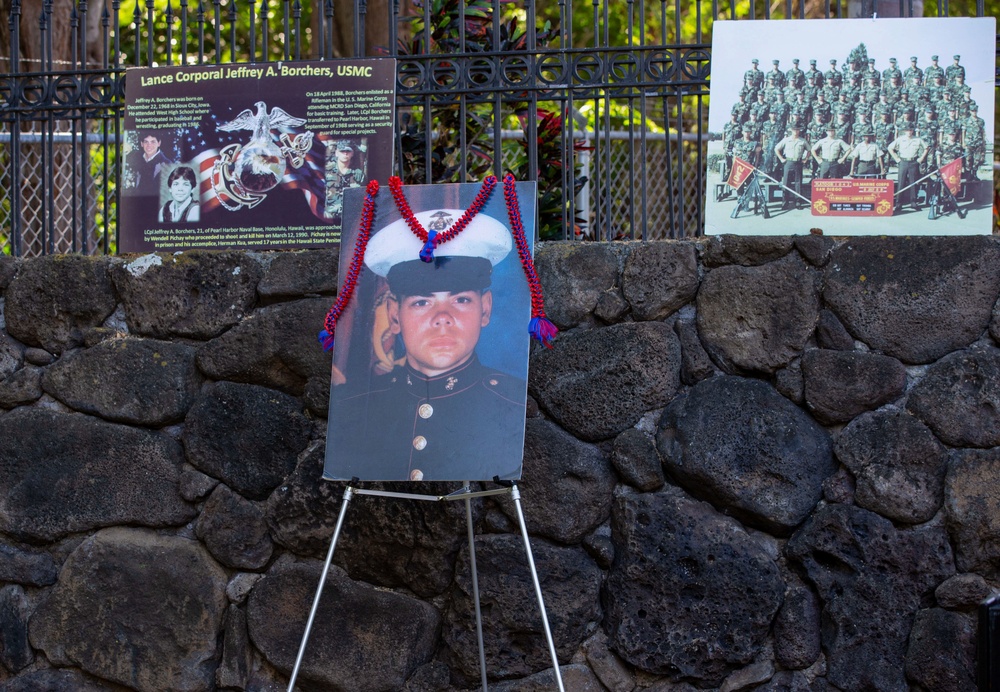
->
{"left": 267, "top": 447, "right": 471, "bottom": 598}
{"left": 719, "top": 659, "right": 775, "bottom": 692}
{"left": 611, "top": 428, "right": 665, "bottom": 492}
{"left": 196, "top": 297, "right": 332, "bottom": 396}
{"left": 583, "top": 527, "right": 615, "bottom": 570}
{"left": 499, "top": 418, "right": 616, "bottom": 544}
{"left": 835, "top": 409, "right": 947, "bottom": 524}
{"left": 4, "top": 256, "right": 117, "bottom": 354}
{"left": 904, "top": 608, "right": 975, "bottom": 692}
{"left": 0, "top": 366, "right": 42, "bottom": 409}
{"left": 42, "top": 338, "right": 201, "bottom": 426}
{"left": 594, "top": 288, "right": 630, "bottom": 324}
{"left": 675, "top": 318, "right": 717, "bottom": 385}
{"left": 702, "top": 235, "right": 794, "bottom": 267}
{"left": 0, "top": 538, "right": 57, "bottom": 586}
{"left": 257, "top": 248, "right": 340, "bottom": 297}
{"left": 773, "top": 357, "right": 804, "bottom": 404}
{"left": 621, "top": 242, "right": 699, "bottom": 321}
{"left": 490, "top": 664, "right": 605, "bottom": 692}
{"left": 111, "top": 251, "right": 262, "bottom": 339}
{"left": 0, "top": 256, "right": 18, "bottom": 291}
{"left": 182, "top": 381, "right": 311, "bottom": 501}
{"left": 906, "top": 345, "right": 1000, "bottom": 448}
{"left": 530, "top": 322, "right": 681, "bottom": 441}
{"left": 802, "top": 348, "right": 906, "bottom": 423}
{"left": 226, "top": 573, "right": 264, "bottom": 606}
{"left": 0, "top": 408, "right": 194, "bottom": 541}
{"left": 196, "top": 484, "right": 273, "bottom": 570}
{"left": 581, "top": 631, "right": 636, "bottom": 692}
{"left": 178, "top": 463, "right": 219, "bottom": 502}
{"left": 752, "top": 670, "right": 812, "bottom": 692}
{"left": 944, "top": 447, "right": 1000, "bottom": 579}
{"left": 442, "top": 534, "right": 602, "bottom": 682}
{"left": 247, "top": 559, "right": 439, "bottom": 691}
{"left": 0, "top": 669, "right": 124, "bottom": 691}
{"left": 535, "top": 242, "right": 621, "bottom": 328}
{"left": 793, "top": 234, "right": 836, "bottom": 267}
{"left": 773, "top": 579, "right": 821, "bottom": 670}
{"left": 821, "top": 467, "right": 856, "bottom": 505}
{"left": 22, "top": 348, "right": 54, "bottom": 366}
{"left": 0, "top": 336, "right": 22, "bottom": 380}
{"left": 935, "top": 573, "right": 991, "bottom": 610}
{"left": 216, "top": 605, "right": 252, "bottom": 690}
{"left": 696, "top": 254, "right": 820, "bottom": 374}
{"left": 992, "top": 296, "right": 1000, "bottom": 345}
{"left": 403, "top": 661, "right": 452, "bottom": 691}
{"left": 605, "top": 486, "right": 784, "bottom": 684}
{"left": 787, "top": 504, "right": 955, "bottom": 692}
{"left": 823, "top": 236, "right": 1000, "bottom": 364}
{"left": 815, "top": 309, "right": 855, "bottom": 351}
{"left": 657, "top": 376, "right": 835, "bottom": 534}
{"left": 0, "top": 585, "right": 33, "bottom": 673}
{"left": 29, "top": 528, "right": 227, "bottom": 692}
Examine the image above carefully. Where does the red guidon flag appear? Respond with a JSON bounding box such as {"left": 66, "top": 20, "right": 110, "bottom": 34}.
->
{"left": 727, "top": 157, "right": 755, "bottom": 189}
{"left": 939, "top": 157, "right": 963, "bottom": 196}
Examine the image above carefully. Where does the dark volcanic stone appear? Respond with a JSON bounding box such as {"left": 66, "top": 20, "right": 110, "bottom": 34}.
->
{"left": 786, "top": 504, "right": 955, "bottom": 692}
{"left": 0, "top": 408, "right": 194, "bottom": 541}
{"left": 0, "top": 255, "right": 19, "bottom": 291}
{"left": 605, "top": 486, "right": 784, "bottom": 684}
{"left": 611, "top": 428, "right": 665, "bottom": 492}
{"left": 774, "top": 357, "right": 804, "bottom": 404}
{"left": 822, "top": 466, "right": 856, "bottom": 504}
{"left": 904, "top": 608, "right": 976, "bottom": 692}
{"left": 675, "top": 318, "right": 718, "bottom": 385}
{"left": 267, "top": 447, "right": 470, "bottom": 598}
{"left": 621, "top": 242, "right": 699, "bottom": 320}
{"left": 906, "top": 345, "right": 1000, "bottom": 448}
{"left": 257, "top": 248, "right": 340, "bottom": 297}
{"left": 702, "top": 235, "right": 794, "bottom": 267}
{"left": 247, "top": 558, "right": 439, "bottom": 691}
{"left": 0, "top": 585, "right": 34, "bottom": 672}
{"left": 992, "top": 298, "right": 1000, "bottom": 344}
{"left": 815, "top": 309, "right": 855, "bottom": 351}
{"left": 944, "top": 447, "right": 1000, "bottom": 579}
{"left": 773, "top": 578, "right": 821, "bottom": 670}
{"left": 29, "top": 528, "right": 227, "bottom": 691}
{"left": 42, "top": 338, "right": 201, "bottom": 426}
{"left": 490, "top": 664, "right": 605, "bottom": 691}
{"left": 657, "top": 376, "right": 835, "bottom": 534}
{"left": 4, "top": 255, "right": 117, "bottom": 354}
{"left": 111, "top": 251, "right": 262, "bottom": 339}
{"left": 182, "top": 381, "right": 311, "bottom": 501}
{"left": 593, "top": 288, "right": 630, "bottom": 323}
{"left": 823, "top": 236, "right": 1000, "bottom": 364}
{"left": 0, "top": 365, "right": 43, "bottom": 409}
{"left": 801, "top": 349, "right": 906, "bottom": 423}
{"left": 0, "top": 669, "right": 122, "bottom": 691}
{"left": 216, "top": 605, "right": 252, "bottom": 690}
{"left": 835, "top": 409, "right": 947, "bottom": 524}
{"left": 696, "top": 254, "right": 820, "bottom": 374}
{"left": 793, "top": 234, "right": 836, "bottom": 267}
{"left": 0, "top": 335, "right": 22, "bottom": 380}
{"left": 197, "top": 297, "right": 332, "bottom": 396}
{"left": 530, "top": 322, "right": 681, "bottom": 441}
{"left": 0, "top": 538, "right": 58, "bottom": 586}
{"left": 499, "top": 418, "right": 616, "bottom": 543}
{"left": 936, "top": 573, "right": 991, "bottom": 610}
{"left": 535, "top": 242, "right": 621, "bottom": 328}
{"left": 442, "top": 533, "right": 602, "bottom": 681}
{"left": 196, "top": 484, "right": 273, "bottom": 570}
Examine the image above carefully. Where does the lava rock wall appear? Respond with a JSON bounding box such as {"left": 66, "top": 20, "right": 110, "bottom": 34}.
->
{"left": 0, "top": 237, "right": 997, "bottom": 691}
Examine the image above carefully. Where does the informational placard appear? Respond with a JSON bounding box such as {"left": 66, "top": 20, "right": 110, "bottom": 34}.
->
{"left": 324, "top": 181, "right": 536, "bottom": 482}
{"left": 704, "top": 17, "right": 994, "bottom": 235}
{"left": 811, "top": 179, "right": 895, "bottom": 216}
{"left": 120, "top": 59, "right": 396, "bottom": 252}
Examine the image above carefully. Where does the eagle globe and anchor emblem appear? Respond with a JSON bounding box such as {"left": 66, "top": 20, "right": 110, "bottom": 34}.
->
{"left": 212, "top": 101, "right": 315, "bottom": 210}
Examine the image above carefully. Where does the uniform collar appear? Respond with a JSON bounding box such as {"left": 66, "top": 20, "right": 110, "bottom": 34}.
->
{"left": 395, "top": 355, "right": 486, "bottom": 398}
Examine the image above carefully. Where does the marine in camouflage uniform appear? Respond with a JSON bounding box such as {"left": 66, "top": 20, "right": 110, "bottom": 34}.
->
{"left": 325, "top": 140, "right": 365, "bottom": 221}
{"left": 945, "top": 55, "right": 965, "bottom": 85}
{"left": 745, "top": 112, "right": 765, "bottom": 143}
{"left": 731, "top": 94, "right": 751, "bottom": 123}
{"left": 767, "top": 60, "right": 786, "bottom": 89}
{"left": 874, "top": 114, "right": 895, "bottom": 171}
{"left": 961, "top": 104, "right": 985, "bottom": 180}
{"left": 834, "top": 117, "right": 853, "bottom": 146}
{"left": 936, "top": 128, "right": 964, "bottom": 170}
{"left": 871, "top": 94, "right": 893, "bottom": 125}
{"left": 744, "top": 59, "right": 764, "bottom": 90}
{"left": 750, "top": 93, "right": 770, "bottom": 122}
{"left": 824, "top": 60, "right": 842, "bottom": 89}
{"left": 786, "top": 59, "right": 805, "bottom": 90}
{"left": 939, "top": 106, "right": 961, "bottom": 139}
{"left": 893, "top": 94, "right": 915, "bottom": 125}
{"left": 924, "top": 56, "right": 945, "bottom": 84}
{"left": 882, "top": 58, "right": 902, "bottom": 85}
{"left": 770, "top": 94, "right": 791, "bottom": 132}
{"left": 862, "top": 59, "right": 880, "bottom": 87}
{"left": 790, "top": 94, "right": 812, "bottom": 130}
{"left": 760, "top": 113, "right": 783, "bottom": 178}
{"left": 732, "top": 125, "right": 760, "bottom": 170}
{"left": 882, "top": 77, "right": 903, "bottom": 106}
{"left": 915, "top": 113, "right": 939, "bottom": 173}
{"left": 722, "top": 114, "right": 741, "bottom": 174}
{"left": 903, "top": 57, "right": 923, "bottom": 85}
{"left": 832, "top": 93, "right": 854, "bottom": 123}
{"left": 805, "top": 60, "right": 824, "bottom": 89}
{"left": 812, "top": 92, "right": 832, "bottom": 125}
{"left": 807, "top": 114, "right": 829, "bottom": 147}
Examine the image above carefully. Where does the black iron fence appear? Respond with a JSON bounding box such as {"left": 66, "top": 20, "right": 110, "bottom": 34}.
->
{"left": 1, "top": 0, "right": 995, "bottom": 255}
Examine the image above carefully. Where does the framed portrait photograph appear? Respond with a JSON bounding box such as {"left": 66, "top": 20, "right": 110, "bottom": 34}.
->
{"left": 324, "top": 180, "right": 537, "bottom": 482}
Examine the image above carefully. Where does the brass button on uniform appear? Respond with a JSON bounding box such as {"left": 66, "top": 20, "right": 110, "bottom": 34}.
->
{"left": 418, "top": 404, "right": 434, "bottom": 419}
{"left": 412, "top": 435, "right": 427, "bottom": 451}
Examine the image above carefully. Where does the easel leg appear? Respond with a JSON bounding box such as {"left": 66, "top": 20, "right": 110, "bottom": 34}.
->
{"left": 287, "top": 486, "right": 355, "bottom": 692}
{"left": 465, "top": 489, "right": 489, "bottom": 692}
{"left": 511, "top": 484, "right": 566, "bottom": 692}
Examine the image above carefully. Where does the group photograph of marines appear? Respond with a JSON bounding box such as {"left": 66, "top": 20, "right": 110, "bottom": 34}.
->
{"left": 705, "top": 17, "right": 994, "bottom": 235}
